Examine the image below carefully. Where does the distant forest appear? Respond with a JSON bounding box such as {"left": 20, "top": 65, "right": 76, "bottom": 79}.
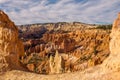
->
{"left": 96, "top": 24, "right": 112, "bottom": 30}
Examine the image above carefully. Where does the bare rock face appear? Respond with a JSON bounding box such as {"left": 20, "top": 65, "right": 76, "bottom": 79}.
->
{"left": 102, "top": 13, "right": 120, "bottom": 72}
{"left": 0, "top": 10, "right": 25, "bottom": 72}
{"left": 112, "top": 13, "right": 120, "bottom": 29}
{"left": 49, "top": 50, "right": 64, "bottom": 74}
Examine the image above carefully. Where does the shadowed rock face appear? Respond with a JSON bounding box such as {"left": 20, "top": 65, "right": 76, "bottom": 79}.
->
{"left": 0, "top": 10, "right": 25, "bottom": 72}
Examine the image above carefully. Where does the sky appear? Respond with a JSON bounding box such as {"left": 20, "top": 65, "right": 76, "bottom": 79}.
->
{"left": 0, "top": 0, "right": 120, "bottom": 25}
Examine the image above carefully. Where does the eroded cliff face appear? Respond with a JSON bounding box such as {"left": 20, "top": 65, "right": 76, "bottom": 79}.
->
{"left": 102, "top": 13, "right": 120, "bottom": 72}
{"left": 0, "top": 10, "right": 25, "bottom": 72}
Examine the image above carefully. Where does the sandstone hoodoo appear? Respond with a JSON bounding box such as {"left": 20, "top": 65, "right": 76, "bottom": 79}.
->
{"left": 0, "top": 10, "right": 25, "bottom": 72}
{"left": 49, "top": 50, "right": 63, "bottom": 74}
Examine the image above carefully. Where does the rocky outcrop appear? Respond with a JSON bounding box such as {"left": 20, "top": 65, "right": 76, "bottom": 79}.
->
{"left": 49, "top": 50, "right": 64, "bottom": 74}
{"left": 102, "top": 12, "right": 120, "bottom": 72}
{"left": 0, "top": 10, "right": 25, "bottom": 72}
{"left": 112, "top": 13, "right": 120, "bottom": 29}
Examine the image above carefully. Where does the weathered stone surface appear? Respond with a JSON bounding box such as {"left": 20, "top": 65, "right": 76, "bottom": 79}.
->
{"left": 0, "top": 10, "right": 25, "bottom": 72}
{"left": 102, "top": 12, "right": 120, "bottom": 72}
{"left": 27, "top": 64, "right": 34, "bottom": 71}
{"left": 112, "top": 13, "right": 120, "bottom": 29}
{"left": 49, "top": 50, "right": 63, "bottom": 74}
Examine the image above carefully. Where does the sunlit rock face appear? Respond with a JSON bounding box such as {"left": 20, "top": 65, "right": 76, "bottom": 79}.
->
{"left": 49, "top": 50, "right": 63, "bottom": 74}
{"left": 112, "top": 13, "right": 120, "bottom": 29}
{"left": 102, "top": 12, "right": 120, "bottom": 72}
{"left": 110, "top": 13, "right": 120, "bottom": 55}
{"left": 0, "top": 10, "right": 25, "bottom": 72}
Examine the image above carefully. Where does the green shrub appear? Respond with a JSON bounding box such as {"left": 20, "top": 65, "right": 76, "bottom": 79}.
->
{"left": 96, "top": 24, "right": 112, "bottom": 30}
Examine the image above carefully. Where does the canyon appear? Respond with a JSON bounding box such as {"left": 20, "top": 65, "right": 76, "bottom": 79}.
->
{"left": 0, "top": 10, "right": 120, "bottom": 80}
{"left": 18, "top": 20, "right": 110, "bottom": 74}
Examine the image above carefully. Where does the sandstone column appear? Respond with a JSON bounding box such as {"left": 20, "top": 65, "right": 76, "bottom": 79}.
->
{"left": 49, "top": 50, "right": 63, "bottom": 74}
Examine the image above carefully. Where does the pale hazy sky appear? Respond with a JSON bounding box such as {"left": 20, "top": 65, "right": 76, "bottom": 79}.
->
{"left": 0, "top": 0, "right": 120, "bottom": 25}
